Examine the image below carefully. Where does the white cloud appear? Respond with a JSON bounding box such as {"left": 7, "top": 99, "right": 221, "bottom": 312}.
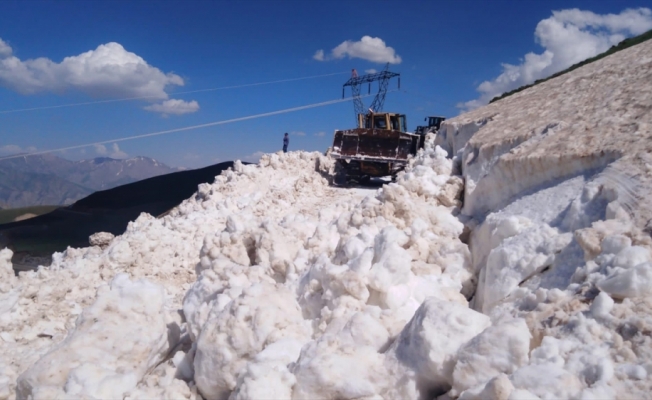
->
{"left": 0, "top": 144, "right": 36, "bottom": 156}
{"left": 109, "top": 143, "right": 128, "bottom": 159}
{"left": 0, "top": 38, "right": 11, "bottom": 58}
{"left": 459, "top": 7, "right": 652, "bottom": 111}
{"left": 313, "top": 49, "right": 325, "bottom": 61}
{"left": 0, "top": 40, "right": 184, "bottom": 99}
{"left": 365, "top": 69, "right": 377, "bottom": 74}
{"left": 314, "top": 131, "right": 326, "bottom": 137}
{"left": 290, "top": 131, "right": 306, "bottom": 136}
{"left": 314, "top": 36, "right": 402, "bottom": 64}
{"left": 94, "top": 144, "right": 108, "bottom": 155}
{"left": 94, "top": 143, "right": 127, "bottom": 159}
{"left": 144, "top": 99, "right": 200, "bottom": 116}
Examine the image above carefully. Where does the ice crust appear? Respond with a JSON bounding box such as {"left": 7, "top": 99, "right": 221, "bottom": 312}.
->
{"left": 2, "top": 38, "right": 652, "bottom": 400}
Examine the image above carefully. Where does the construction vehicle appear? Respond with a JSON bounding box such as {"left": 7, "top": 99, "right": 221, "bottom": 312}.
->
{"left": 331, "top": 111, "right": 426, "bottom": 184}
{"left": 414, "top": 116, "right": 447, "bottom": 135}
{"left": 330, "top": 64, "right": 431, "bottom": 185}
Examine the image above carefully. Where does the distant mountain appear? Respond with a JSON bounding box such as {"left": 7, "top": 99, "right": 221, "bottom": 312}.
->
{"left": 0, "top": 154, "right": 179, "bottom": 208}
{"left": 0, "top": 168, "right": 92, "bottom": 208}
{"left": 0, "top": 161, "right": 237, "bottom": 258}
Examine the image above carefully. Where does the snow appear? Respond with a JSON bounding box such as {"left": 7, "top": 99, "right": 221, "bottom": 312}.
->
{"left": 598, "top": 261, "right": 652, "bottom": 299}
{"left": 385, "top": 298, "right": 491, "bottom": 397}
{"left": 194, "top": 282, "right": 310, "bottom": 400}
{"left": 451, "top": 317, "right": 531, "bottom": 396}
{"left": 2, "top": 37, "right": 652, "bottom": 400}
{"left": 16, "top": 274, "right": 170, "bottom": 399}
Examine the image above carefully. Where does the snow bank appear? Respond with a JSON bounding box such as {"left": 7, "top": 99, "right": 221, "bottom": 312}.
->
{"left": 438, "top": 38, "right": 652, "bottom": 399}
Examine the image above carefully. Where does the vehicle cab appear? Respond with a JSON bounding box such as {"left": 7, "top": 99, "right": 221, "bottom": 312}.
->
{"left": 425, "top": 116, "right": 446, "bottom": 130}
{"left": 357, "top": 112, "right": 408, "bottom": 132}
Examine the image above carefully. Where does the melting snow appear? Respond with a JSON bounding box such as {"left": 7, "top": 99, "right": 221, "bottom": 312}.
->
{"left": 2, "top": 39, "right": 652, "bottom": 400}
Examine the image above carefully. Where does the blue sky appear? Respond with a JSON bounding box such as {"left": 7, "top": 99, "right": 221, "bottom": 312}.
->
{"left": 1, "top": 0, "right": 651, "bottom": 168}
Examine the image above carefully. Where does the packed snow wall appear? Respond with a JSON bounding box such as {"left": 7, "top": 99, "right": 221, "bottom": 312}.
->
{"left": 1, "top": 37, "right": 651, "bottom": 400}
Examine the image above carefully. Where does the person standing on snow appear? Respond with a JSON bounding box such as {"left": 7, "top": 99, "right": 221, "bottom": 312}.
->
{"left": 283, "top": 133, "right": 289, "bottom": 153}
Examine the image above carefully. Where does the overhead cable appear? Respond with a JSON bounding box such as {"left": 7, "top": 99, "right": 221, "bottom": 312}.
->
{"left": 0, "top": 93, "right": 380, "bottom": 161}
{"left": 0, "top": 71, "right": 349, "bottom": 115}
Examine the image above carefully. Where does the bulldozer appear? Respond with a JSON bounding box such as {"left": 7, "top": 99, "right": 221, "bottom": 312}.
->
{"left": 330, "top": 111, "right": 427, "bottom": 185}
{"left": 330, "top": 65, "right": 436, "bottom": 185}
{"left": 414, "top": 116, "right": 447, "bottom": 135}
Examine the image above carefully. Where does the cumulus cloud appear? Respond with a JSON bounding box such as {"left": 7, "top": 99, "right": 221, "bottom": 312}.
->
{"left": 110, "top": 143, "right": 128, "bottom": 159}
{"left": 94, "top": 143, "right": 127, "bottom": 159}
{"left": 313, "top": 49, "right": 325, "bottom": 61}
{"left": 0, "top": 144, "right": 37, "bottom": 156}
{"left": 94, "top": 144, "right": 108, "bottom": 155}
{"left": 314, "top": 36, "right": 402, "bottom": 64}
{"left": 144, "top": 99, "right": 199, "bottom": 116}
{"left": 0, "top": 40, "right": 184, "bottom": 100}
{"left": 459, "top": 7, "right": 652, "bottom": 111}
{"left": 0, "top": 38, "right": 11, "bottom": 58}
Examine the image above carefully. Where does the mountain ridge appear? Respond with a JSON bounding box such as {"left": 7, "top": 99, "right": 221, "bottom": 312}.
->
{"left": 0, "top": 154, "right": 179, "bottom": 208}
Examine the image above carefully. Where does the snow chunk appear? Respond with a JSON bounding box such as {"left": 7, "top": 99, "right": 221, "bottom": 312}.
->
{"left": 590, "top": 291, "right": 614, "bottom": 318}
{"left": 612, "top": 246, "right": 651, "bottom": 269}
{"left": 598, "top": 262, "right": 652, "bottom": 299}
{"left": 0, "top": 248, "right": 19, "bottom": 318}
{"left": 510, "top": 363, "right": 582, "bottom": 399}
{"left": 385, "top": 298, "right": 491, "bottom": 397}
{"left": 292, "top": 335, "right": 388, "bottom": 399}
{"left": 0, "top": 248, "right": 16, "bottom": 294}
{"left": 476, "top": 221, "right": 564, "bottom": 313}
{"left": 458, "top": 374, "right": 515, "bottom": 400}
{"left": 193, "top": 282, "right": 310, "bottom": 400}
{"left": 601, "top": 235, "right": 632, "bottom": 256}
{"left": 451, "top": 318, "right": 531, "bottom": 395}
{"left": 290, "top": 310, "right": 391, "bottom": 399}
{"left": 230, "top": 338, "right": 303, "bottom": 400}
{"left": 16, "top": 274, "right": 170, "bottom": 399}
{"left": 88, "top": 231, "right": 115, "bottom": 248}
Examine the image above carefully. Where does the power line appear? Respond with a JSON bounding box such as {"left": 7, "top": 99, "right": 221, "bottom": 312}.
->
{"left": 0, "top": 71, "right": 349, "bottom": 115}
{"left": 0, "top": 94, "right": 378, "bottom": 161}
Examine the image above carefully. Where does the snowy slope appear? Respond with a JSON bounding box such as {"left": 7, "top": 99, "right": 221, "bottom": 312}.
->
{"left": 1, "top": 39, "right": 652, "bottom": 400}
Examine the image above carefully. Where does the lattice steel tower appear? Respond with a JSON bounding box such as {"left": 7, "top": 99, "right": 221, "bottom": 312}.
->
{"left": 342, "top": 63, "right": 400, "bottom": 124}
